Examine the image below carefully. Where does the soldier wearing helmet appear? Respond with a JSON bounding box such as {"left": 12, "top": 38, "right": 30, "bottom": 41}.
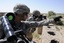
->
{"left": 27, "top": 10, "right": 43, "bottom": 41}
{"left": 32, "top": 10, "right": 43, "bottom": 35}
{"left": 0, "top": 4, "right": 30, "bottom": 43}
{"left": 12, "top": 4, "right": 35, "bottom": 42}
{"left": 27, "top": 10, "right": 43, "bottom": 34}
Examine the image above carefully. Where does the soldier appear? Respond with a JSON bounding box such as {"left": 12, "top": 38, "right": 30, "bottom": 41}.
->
{"left": 13, "top": 4, "right": 33, "bottom": 42}
{"left": 26, "top": 10, "right": 41, "bottom": 42}
{"left": 0, "top": 4, "right": 30, "bottom": 43}
{"left": 27, "top": 10, "right": 43, "bottom": 35}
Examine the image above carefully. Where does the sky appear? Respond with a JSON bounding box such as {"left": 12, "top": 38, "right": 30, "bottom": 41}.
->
{"left": 0, "top": 0, "right": 64, "bottom": 13}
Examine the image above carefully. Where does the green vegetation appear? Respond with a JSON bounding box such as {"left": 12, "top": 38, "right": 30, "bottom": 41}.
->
{"left": 33, "top": 32, "right": 41, "bottom": 40}
{"left": 48, "top": 11, "right": 56, "bottom": 19}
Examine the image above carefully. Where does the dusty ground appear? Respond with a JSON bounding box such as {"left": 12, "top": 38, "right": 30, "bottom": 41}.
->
{"left": 33, "top": 27, "right": 42, "bottom": 43}
{"left": 33, "top": 25, "right": 64, "bottom": 43}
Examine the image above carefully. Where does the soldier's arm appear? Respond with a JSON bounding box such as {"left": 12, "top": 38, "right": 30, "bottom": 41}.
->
{"left": 21, "top": 19, "right": 54, "bottom": 28}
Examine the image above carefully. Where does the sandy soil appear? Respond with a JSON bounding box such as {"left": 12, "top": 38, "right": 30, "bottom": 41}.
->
{"left": 33, "top": 25, "right": 64, "bottom": 43}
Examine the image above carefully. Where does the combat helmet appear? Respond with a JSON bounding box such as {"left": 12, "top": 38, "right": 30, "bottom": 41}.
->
{"left": 33, "top": 10, "right": 40, "bottom": 17}
{"left": 13, "top": 4, "right": 30, "bottom": 14}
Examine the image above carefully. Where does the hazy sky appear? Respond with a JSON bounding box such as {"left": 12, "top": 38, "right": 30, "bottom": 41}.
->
{"left": 0, "top": 0, "right": 64, "bottom": 13}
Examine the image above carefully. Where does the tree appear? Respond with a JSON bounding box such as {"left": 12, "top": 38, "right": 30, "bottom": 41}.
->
{"left": 48, "top": 11, "right": 56, "bottom": 19}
